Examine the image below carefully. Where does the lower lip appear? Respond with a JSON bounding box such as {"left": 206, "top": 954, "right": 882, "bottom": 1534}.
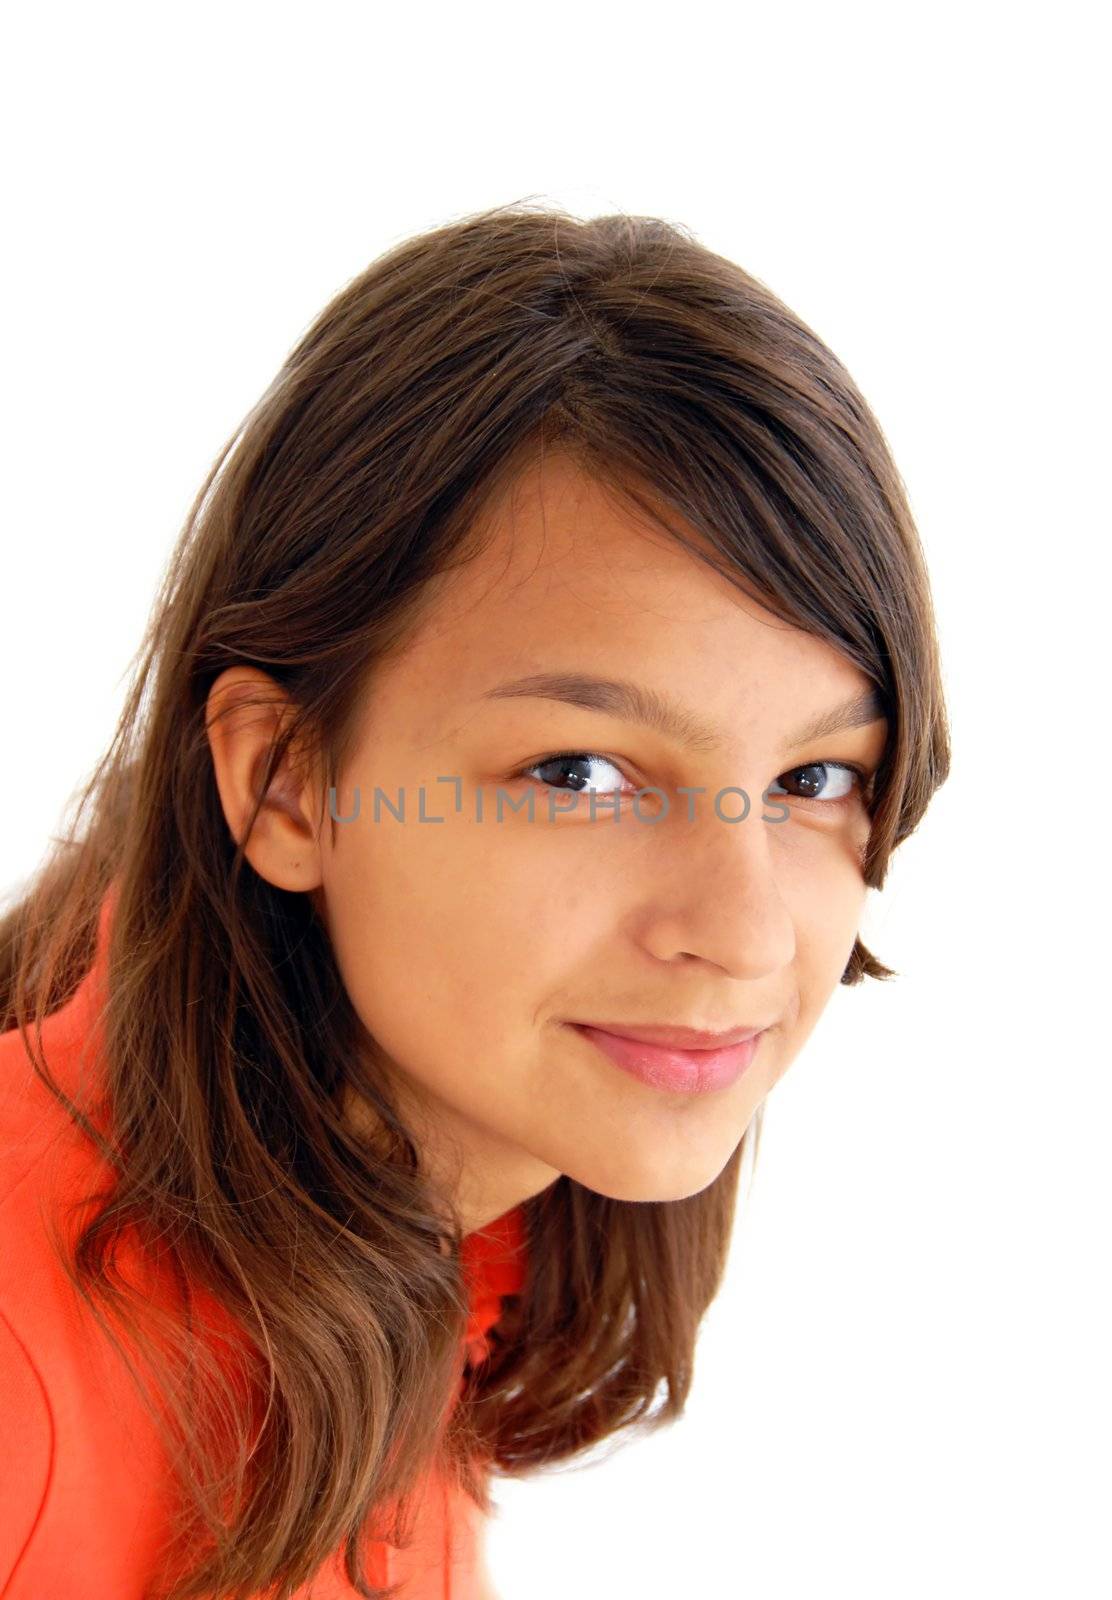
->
{"left": 567, "top": 1023, "right": 766, "bottom": 1095}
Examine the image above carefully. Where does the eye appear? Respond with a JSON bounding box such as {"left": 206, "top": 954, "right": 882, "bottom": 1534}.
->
{"left": 513, "top": 750, "right": 633, "bottom": 796}
{"left": 766, "top": 762, "right": 867, "bottom": 807}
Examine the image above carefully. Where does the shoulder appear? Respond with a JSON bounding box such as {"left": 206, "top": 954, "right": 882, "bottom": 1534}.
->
{"left": 0, "top": 1026, "right": 67, "bottom": 1594}
{"left": 0, "top": 883, "right": 118, "bottom": 1200}
{"left": 0, "top": 960, "right": 106, "bottom": 1202}
{"left": 0, "top": 1003, "right": 177, "bottom": 1595}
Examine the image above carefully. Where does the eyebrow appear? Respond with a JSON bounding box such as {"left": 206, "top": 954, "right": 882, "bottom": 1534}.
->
{"left": 481, "top": 671, "right": 887, "bottom": 754}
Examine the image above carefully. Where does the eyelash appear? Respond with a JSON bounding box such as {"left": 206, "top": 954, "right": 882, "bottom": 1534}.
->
{"left": 509, "top": 750, "right": 874, "bottom": 810}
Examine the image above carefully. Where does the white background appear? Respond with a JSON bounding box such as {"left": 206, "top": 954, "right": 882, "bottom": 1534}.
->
{"left": 2, "top": 4, "right": 1107, "bottom": 1596}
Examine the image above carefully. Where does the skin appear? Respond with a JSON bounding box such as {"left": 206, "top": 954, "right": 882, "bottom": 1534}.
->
{"left": 206, "top": 451, "right": 889, "bottom": 1238}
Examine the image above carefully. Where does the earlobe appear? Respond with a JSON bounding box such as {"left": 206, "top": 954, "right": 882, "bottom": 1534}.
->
{"left": 204, "top": 666, "right": 325, "bottom": 894}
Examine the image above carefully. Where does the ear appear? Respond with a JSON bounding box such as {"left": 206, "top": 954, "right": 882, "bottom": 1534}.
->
{"left": 204, "top": 666, "right": 325, "bottom": 894}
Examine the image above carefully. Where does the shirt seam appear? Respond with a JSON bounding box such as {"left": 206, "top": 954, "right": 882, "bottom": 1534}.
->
{"left": 0, "top": 1302, "right": 55, "bottom": 1597}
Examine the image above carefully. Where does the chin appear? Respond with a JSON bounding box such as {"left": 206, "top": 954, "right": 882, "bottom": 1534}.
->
{"left": 564, "top": 1157, "right": 733, "bottom": 1206}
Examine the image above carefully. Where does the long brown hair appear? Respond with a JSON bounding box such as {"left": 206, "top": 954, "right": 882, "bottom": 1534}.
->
{"left": 0, "top": 200, "right": 950, "bottom": 1600}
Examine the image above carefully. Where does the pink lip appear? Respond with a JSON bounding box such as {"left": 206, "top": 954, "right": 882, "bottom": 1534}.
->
{"left": 567, "top": 1022, "right": 767, "bottom": 1095}
{"left": 572, "top": 1020, "right": 769, "bottom": 1049}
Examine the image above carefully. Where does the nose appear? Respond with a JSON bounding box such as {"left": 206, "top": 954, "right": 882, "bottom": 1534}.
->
{"left": 632, "top": 798, "right": 795, "bottom": 980}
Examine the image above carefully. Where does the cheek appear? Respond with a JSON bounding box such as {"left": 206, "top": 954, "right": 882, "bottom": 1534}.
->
{"left": 785, "top": 841, "right": 869, "bottom": 1030}
{"left": 322, "top": 819, "right": 588, "bottom": 1082}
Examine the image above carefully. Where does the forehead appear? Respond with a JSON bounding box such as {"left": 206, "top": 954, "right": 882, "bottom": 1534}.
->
{"left": 383, "top": 452, "right": 871, "bottom": 734}
{"left": 440, "top": 451, "right": 756, "bottom": 628}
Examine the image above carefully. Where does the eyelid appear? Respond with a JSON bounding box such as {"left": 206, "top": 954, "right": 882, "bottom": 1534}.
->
{"left": 510, "top": 749, "right": 638, "bottom": 785}
{"left": 511, "top": 750, "right": 874, "bottom": 799}
{"left": 769, "top": 759, "right": 871, "bottom": 808}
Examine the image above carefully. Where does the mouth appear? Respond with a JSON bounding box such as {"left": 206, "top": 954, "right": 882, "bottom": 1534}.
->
{"left": 567, "top": 1019, "right": 772, "bottom": 1049}
{"left": 565, "top": 1021, "right": 769, "bottom": 1096}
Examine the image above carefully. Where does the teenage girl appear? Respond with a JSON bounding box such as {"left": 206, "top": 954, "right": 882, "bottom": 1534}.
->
{"left": 0, "top": 201, "right": 950, "bottom": 1600}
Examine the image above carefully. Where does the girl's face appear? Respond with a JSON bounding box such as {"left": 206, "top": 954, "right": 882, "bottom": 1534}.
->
{"left": 212, "top": 452, "right": 888, "bottom": 1233}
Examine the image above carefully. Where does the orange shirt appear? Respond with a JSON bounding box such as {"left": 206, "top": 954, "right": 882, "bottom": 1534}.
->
{"left": 0, "top": 888, "right": 526, "bottom": 1599}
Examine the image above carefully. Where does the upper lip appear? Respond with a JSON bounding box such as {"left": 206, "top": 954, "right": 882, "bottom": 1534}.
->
{"left": 570, "top": 1020, "right": 771, "bottom": 1049}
